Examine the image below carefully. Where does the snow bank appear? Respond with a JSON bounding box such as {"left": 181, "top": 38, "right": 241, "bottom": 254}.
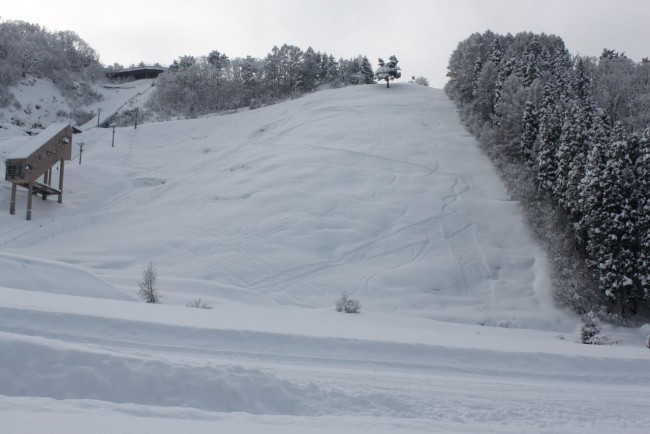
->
{"left": 0, "top": 252, "right": 131, "bottom": 300}
{"left": 0, "top": 333, "right": 407, "bottom": 417}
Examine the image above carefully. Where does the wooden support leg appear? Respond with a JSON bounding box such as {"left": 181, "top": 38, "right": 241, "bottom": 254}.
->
{"left": 58, "top": 159, "right": 65, "bottom": 204}
{"left": 26, "top": 182, "right": 33, "bottom": 221}
{"left": 42, "top": 171, "right": 48, "bottom": 200}
{"left": 10, "top": 183, "right": 16, "bottom": 215}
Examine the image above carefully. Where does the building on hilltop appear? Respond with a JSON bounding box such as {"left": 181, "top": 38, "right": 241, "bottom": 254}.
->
{"left": 106, "top": 66, "right": 167, "bottom": 80}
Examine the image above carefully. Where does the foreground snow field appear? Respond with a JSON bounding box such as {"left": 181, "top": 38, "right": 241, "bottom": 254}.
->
{"left": 1, "top": 84, "right": 649, "bottom": 433}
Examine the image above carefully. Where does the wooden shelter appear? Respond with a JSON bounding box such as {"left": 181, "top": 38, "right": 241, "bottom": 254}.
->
{"left": 4, "top": 123, "right": 72, "bottom": 220}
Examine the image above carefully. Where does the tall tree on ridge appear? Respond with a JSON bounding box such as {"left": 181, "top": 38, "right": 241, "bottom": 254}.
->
{"left": 376, "top": 55, "right": 401, "bottom": 88}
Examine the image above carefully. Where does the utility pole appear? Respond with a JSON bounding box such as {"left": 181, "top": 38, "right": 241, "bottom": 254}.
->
{"left": 134, "top": 108, "right": 139, "bottom": 129}
{"left": 111, "top": 123, "right": 116, "bottom": 147}
{"left": 97, "top": 108, "right": 101, "bottom": 127}
{"left": 78, "top": 142, "right": 85, "bottom": 165}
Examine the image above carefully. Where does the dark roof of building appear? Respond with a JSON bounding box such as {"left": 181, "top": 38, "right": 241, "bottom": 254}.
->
{"left": 106, "top": 66, "right": 167, "bottom": 80}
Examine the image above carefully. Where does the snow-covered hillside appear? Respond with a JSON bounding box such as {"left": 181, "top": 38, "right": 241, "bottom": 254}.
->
{"left": 0, "top": 77, "right": 154, "bottom": 138}
{"left": 1, "top": 84, "right": 649, "bottom": 433}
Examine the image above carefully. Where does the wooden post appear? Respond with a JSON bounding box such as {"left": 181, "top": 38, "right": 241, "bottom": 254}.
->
{"left": 42, "top": 171, "right": 48, "bottom": 200}
{"left": 10, "top": 183, "right": 16, "bottom": 215}
{"left": 26, "top": 182, "right": 33, "bottom": 220}
{"left": 58, "top": 159, "right": 65, "bottom": 204}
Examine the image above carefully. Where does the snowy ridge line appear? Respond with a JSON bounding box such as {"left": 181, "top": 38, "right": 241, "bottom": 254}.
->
{"left": 0, "top": 307, "right": 649, "bottom": 384}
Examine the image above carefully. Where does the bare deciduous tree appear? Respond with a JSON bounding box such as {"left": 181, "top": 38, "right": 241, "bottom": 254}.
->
{"left": 138, "top": 262, "right": 161, "bottom": 303}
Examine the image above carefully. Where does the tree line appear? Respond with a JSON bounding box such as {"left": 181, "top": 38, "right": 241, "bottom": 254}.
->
{"left": 0, "top": 19, "right": 103, "bottom": 108}
{"left": 445, "top": 31, "right": 650, "bottom": 321}
{"left": 146, "top": 45, "right": 376, "bottom": 118}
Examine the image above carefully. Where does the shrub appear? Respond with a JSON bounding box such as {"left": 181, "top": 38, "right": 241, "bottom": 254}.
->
{"left": 335, "top": 293, "right": 361, "bottom": 313}
{"left": 580, "top": 311, "right": 601, "bottom": 344}
{"left": 186, "top": 298, "right": 213, "bottom": 309}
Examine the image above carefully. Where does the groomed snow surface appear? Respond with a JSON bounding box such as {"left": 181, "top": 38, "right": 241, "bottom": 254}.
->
{"left": 1, "top": 84, "right": 649, "bottom": 433}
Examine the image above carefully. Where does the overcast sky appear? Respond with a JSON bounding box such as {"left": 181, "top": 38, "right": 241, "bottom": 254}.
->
{"left": 2, "top": 0, "right": 649, "bottom": 88}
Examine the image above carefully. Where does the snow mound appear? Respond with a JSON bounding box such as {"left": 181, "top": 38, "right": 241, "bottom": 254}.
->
{"left": 0, "top": 334, "right": 407, "bottom": 417}
{"left": 0, "top": 253, "right": 131, "bottom": 300}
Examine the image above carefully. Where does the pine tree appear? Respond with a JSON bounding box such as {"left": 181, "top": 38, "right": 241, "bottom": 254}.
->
{"left": 580, "top": 311, "right": 601, "bottom": 344}
{"left": 583, "top": 112, "right": 610, "bottom": 277}
{"left": 473, "top": 61, "right": 498, "bottom": 123}
{"left": 492, "top": 59, "right": 515, "bottom": 127}
{"left": 536, "top": 84, "right": 563, "bottom": 192}
{"left": 636, "top": 129, "right": 650, "bottom": 302}
{"left": 488, "top": 37, "right": 504, "bottom": 66}
{"left": 573, "top": 57, "right": 591, "bottom": 103}
{"left": 591, "top": 123, "right": 638, "bottom": 313}
{"left": 520, "top": 100, "right": 539, "bottom": 163}
{"left": 579, "top": 109, "right": 610, "bottom": 246}
{"left": 326, "top": 55, "right": 339, "bottom": 83}
{"left": 554, "top": 104, "right": 587, "bottom": 217}
{"left": 360, "top": 56, "right": 375, "bottom": 84}
{"left": 375, "top": 55, "right": 401, "bottom": 88}
{"left": 522, "top": 36, "right": 542, "bottom": 87}
{"left": 471, "top": 57, "right": 483, "bottom": 97}
{"left": 300, "top": 47, "right": 321, "bottom": 91}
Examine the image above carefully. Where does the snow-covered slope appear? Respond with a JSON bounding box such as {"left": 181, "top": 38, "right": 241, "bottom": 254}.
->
{"left": 1, "top": 83, "right": 563, "bottom": 329}
{"left": 1, "top": 84, "right": 649, "bottom": 433}
{"left": 0, "top": 77, "right": 154, "bottom": 134}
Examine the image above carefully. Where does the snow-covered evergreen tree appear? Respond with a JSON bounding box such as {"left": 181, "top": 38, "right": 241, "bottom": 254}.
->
{"left": 536, "top": 84, "right": 563, "bottom": 192}
{"left": 492, "top": 58, "right": 515, "bottom": 127}
{"left": 375, "top": 55, "right": 401, "bottom": 88}
{"left": 300, "top": 47, "right": 321, "bottom": 91}
{"left": 554, "top": 103, "right": 590, "bottom": 220}
{"left": 591, "top": 123, "right": 638, "bottom": 313}
{"left": 488, "top": 37, "right": 504, "bottom": 66}
{"left": 520, "top": 100, "right": 538, "bottom": 163}
{"left": 473, "top": 61, "right": 498, "bottom": 124}
{"left": 580, "top": 311, "right": 601, "bottom": 344}
{"left": 326, "top": 55, "right": 340, "bottom": 83}
{"left": 522, "top": 36, "right": 542, "bottom": 87}
{"left": 636, "top": 129, "right": 650, "bottom": 301}
{"left": 360, "top": 56, "right": 375, "bottom": 84}
{"left": 572, "top": 58, "right": 591, "bottom": 103}
{"left": 471, "top": 57, "right": 483, "bottom": 97}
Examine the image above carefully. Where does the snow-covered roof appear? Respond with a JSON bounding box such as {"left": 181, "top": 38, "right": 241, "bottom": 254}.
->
{"left": 6, "top": 122, "right": 70, "bottom": 159}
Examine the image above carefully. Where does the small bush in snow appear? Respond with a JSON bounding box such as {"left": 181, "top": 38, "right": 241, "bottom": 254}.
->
{"left": 413, "top": 76, "right": 429, "bottom": 86}
{"left": 641, "top": 324, "right": 650, "bottom": 348}
{"left": 580, "top": 311, "right": 601, "bottom": 344}
{"left": 186, "top": 298, "right": 213, "bottom": 309}
{"left": 138, "top": 262, "right": 161, "bottom": 303}
{"left": 496, "top": 318, "right": 519, "bottom": 328}
{"left": 335, "top": 293, "right": 361, "bottom": 313}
